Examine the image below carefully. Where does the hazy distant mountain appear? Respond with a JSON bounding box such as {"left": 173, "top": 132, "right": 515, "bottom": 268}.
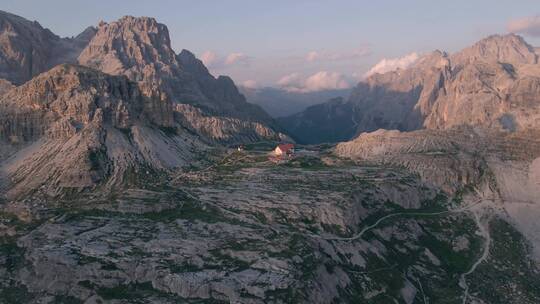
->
{"left": 280, "top": 34, "right": 540, "bottom": 144}
{"left": 239, "top": 86, "right": 351, "bottom": 117}
{"left": 277, "top": 97, "right": 356, "bottom": 144}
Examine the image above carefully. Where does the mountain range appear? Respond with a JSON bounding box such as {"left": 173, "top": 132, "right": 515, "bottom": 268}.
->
{"left": 239, "top": 86, "right": 351, "bottom": 118}
{"left": 1, "top": 9, "right": 540, "bottom": 304}
{"left": 280, "top": 34, "right": 540, "bottom": 144}
{"left": 0, "top": 10, "right": 288, "bottom": 198}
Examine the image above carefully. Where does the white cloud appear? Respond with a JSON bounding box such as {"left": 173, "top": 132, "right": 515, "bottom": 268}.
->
{"left": 305, "top": 51, "right": 320, "bottom": 62}
{"left": 277, "top": 71, "right": 351, "bottom": 93}
{"left": 200, "top": 51, "right": 253, "bottom": 69}
{"left": 241, "top": 79, "right": 258, "bottom": 89}
{"left": 305, "top": 47, "right": 371, "bottom": 62}
{"left": 201, "top": 51, "right": 219, "bottom": 68}
{"left": 225, "top": 53, "right": 252, "bottom": 66}
{"left": 363, "top": 52, "right": 420, "bottom": 78}
{"left": 508, "top": 15, "right": 540, "bottom": 37}
{"left": 277, "top": 73, "right": 303, "bottom": 87}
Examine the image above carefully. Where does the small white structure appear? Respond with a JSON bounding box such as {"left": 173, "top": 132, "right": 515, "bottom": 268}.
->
{"left": 274, "top": 143, "right": 294, "bottom": 157}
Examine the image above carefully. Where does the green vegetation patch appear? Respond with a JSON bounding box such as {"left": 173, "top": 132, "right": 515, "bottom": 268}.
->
{"left": 468, "top": 217, "right": 540, "bottom": 303}
{"left": 0, "top": 283, "right": 34, "bottom": 304}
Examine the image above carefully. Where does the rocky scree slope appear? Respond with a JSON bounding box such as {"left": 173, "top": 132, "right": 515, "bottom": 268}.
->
{"left": 0, "top": 64, "right": 204, "bottom": 199}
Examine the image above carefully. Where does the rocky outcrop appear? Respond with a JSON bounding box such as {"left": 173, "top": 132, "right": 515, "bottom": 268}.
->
{"left": 336, "top": 126, "right": 540, "bottom": 187}
{"left": 0, "top": 64, "right": 143, "bottom": 142}
{"left": 335, "top": 128, "right": 487, "bottom": 192}
{"left": 77, "top": 16, "right": 284, "bottom": 143}
{"left": 0, "top": 64, "right": 204, "bottom": 198}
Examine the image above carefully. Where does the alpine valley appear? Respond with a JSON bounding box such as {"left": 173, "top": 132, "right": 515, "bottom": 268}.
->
{"left": 0, "top": 9, "right": 539, "bottom": 304}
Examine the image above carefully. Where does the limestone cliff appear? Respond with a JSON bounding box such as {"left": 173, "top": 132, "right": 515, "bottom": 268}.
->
{"left": 281, "top": 34, "right": 540, "bottom": 143}
{"left": 0, "top": 64, "right": 204, "bottom": 198}
{"left": 77, "top": 16, "right": 285, "bottom": 143}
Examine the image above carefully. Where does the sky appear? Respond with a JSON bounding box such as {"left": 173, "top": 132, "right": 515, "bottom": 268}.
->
{"left": 3, "top": 0, "right": 540, "bottom": 91}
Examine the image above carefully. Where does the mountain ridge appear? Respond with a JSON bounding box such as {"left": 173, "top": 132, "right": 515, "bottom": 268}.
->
{"left": 279, "top": 33, "right": 540, "bottom": 144}
{"left": 0, "top": 11, "right": 288, "bottom": 198}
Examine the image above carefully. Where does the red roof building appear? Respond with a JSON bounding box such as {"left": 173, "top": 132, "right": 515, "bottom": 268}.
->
{"left": 274, "top": 143, "right": 295, "bottom": 156}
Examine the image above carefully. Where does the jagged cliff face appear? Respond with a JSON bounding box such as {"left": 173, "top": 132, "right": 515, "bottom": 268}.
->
{"left": 0, "top": 11, "right": 284, "bottom": 145}
{"left": 0, "top": 64, "right": 143, "bottom": 142}
{"left": 349, "top": 51, "right": 451, "bottom": 132}
{"left": 0, "top": 64, "right": 203, "bottom": 198}
{"left": 424, "top": 35, "right": 540, "bottom": 130}
{"left": 0, "top": 11, "right": 288, "bottom": 197}
{"left": 77, "top": 16, "right": 284, "bottom": 142}
{"left": 78, "top": 16, "right": 177, "bottom": 127}
{"left": 281, "top": 34, "right": 540, "bottom": 144}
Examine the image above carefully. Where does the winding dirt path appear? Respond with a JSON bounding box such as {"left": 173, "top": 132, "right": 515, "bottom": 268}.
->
{"left": 311, "top": 199, "right": 486, "bottom": 241}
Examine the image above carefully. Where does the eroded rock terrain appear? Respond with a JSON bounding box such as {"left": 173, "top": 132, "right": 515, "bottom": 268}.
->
{"left": 0, "top": 9, "right": 539, "bottom": 304}
{"left": 1, "top": 145, "right": 539, "bottom": 303}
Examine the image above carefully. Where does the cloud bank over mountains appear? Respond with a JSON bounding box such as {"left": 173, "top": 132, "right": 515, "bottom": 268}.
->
{"left": 201, "top": 49, "right": 423, "bottom": 92}
{"left": 201, "top": 12, "right": 540, "bottom": 91}
{"left": 508, "top": 15, "right": 540, "bottom": 37}
{"left": 277, "top": 71, "right": 351, "bottom": 93}
{"left": 363, "top": 52, "right": 420, "bottom": 78}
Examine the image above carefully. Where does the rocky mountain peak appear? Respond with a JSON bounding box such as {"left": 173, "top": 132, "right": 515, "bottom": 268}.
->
{"left": 451, "top": 33, "right": 537, "bottom": 66}
{"left": 0, "top": 11, "right": 286, "bottom": 150}
{"left": 73, "top": 26, "right": 97, "bottom": 44}
{"left": 177, "top": 49, "right": 212, "bottom": 78}
{"left": 78, "top": 15, "right": 178, "bottom": 76}
{"left": 283, "top": 33, "right": 540, "bottom": 144}
{"left": 0, "top": 10, "right": 54, "bottom": 36}
{"left": 0, "top": 11, "right": 98, "bottom": 85}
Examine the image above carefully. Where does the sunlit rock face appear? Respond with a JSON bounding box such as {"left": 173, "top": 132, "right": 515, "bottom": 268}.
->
{"left": 281, "top": 34, "right": 540, "bottom": 144}
{"left": 0, "top": 12, "right": 288, "bottom": 198}
{"left": 78, "top": 16, "right": 286, "bottom": 142}
{"left": 0, "top": 64, "right": 204, "bottom": 198}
